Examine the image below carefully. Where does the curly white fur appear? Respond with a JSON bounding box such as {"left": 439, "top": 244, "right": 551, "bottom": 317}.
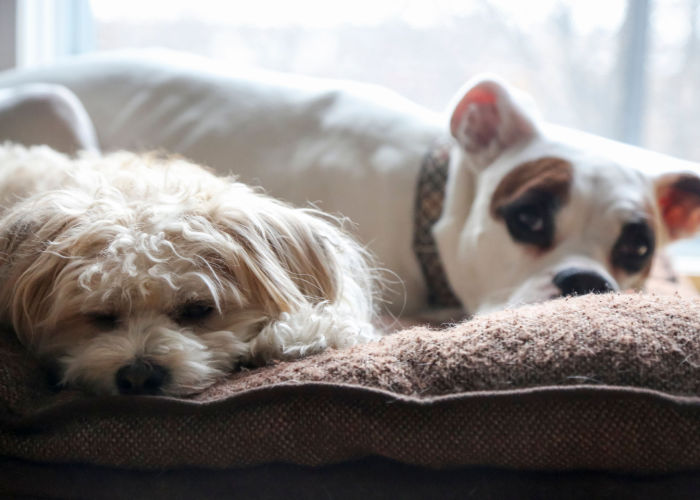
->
{"left": 0, "top": 143, "right": 379, "bottom": 396}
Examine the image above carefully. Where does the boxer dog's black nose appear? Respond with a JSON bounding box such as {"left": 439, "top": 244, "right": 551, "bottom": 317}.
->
{"left": 553, "top": 268, "right": 614, "bottom": 296}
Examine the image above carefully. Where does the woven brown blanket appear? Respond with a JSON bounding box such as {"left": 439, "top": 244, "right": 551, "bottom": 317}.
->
{"left": 1, "top": 293, "right": 700, "bottom": 474}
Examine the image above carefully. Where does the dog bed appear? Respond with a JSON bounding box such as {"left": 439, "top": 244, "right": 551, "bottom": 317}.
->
{"left": 1, "top": 291, "right": 700, "bottom": 498}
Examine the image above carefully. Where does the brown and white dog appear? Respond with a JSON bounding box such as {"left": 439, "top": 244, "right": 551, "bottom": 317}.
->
{"left": 433, "top": 76, "right": 700, "bottom": 315}
{"left": 233, "top": 74, "right": 700, "bottom": 317}
{"left": 216, "top": 72, "right": 700, "bottom": 317}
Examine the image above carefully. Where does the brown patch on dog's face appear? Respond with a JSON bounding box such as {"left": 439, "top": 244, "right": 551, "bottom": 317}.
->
{"left": 490, "top": 157, "right": 574, "bottom": 215}
{"left": 490, "top": 157, "right": 573, "bottom": 250}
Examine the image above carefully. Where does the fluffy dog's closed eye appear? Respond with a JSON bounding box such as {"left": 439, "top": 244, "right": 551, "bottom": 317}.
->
{"left": 0, "top": 144, "right": 378, "bottom": 396}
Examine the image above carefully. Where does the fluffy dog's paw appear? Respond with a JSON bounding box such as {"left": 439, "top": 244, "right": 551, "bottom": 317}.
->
{"left": 250, "top": 304, "right": 378, "bottom": 362}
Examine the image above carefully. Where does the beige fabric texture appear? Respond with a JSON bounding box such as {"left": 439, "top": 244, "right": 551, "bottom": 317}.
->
{"left": 0, "top": 293, "right": 699, "bottom": 473}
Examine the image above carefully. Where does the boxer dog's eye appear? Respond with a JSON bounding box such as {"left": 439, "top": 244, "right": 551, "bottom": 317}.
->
{"left": 612, "top": 222, "right": 655, "bottom": 273}
{"left": 499, "top": 190, "right": 556, "bottom": 249}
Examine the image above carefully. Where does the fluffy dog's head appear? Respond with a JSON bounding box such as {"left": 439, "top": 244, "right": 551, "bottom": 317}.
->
{"left": 435, "top": 76, "right": 700, "bottom": 314}
{"left": 0, "top": 148, "right": 376, "bottom": 395}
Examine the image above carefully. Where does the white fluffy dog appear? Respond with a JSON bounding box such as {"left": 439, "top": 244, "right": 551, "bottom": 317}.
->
{"left": 0, "top": 144, "right": 378, "bottom": 396}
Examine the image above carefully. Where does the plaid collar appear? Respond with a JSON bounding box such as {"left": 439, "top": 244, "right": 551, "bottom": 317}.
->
{"left": 412, "top": 141, "right": 462, "bottom": 309}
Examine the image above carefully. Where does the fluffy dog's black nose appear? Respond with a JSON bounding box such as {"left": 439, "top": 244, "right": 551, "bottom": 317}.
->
{"left": 553, "top": 268, "right": 614, "bottom": 297}
{"left": 115, "top": 360, "right": 169, "bottom": 395}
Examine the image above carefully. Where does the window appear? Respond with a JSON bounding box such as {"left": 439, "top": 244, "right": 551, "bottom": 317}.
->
{"left": 12, "top": 0, "right": 93, "bottom": 68}
{"left": 17, "top": 0, "right": 698, "bottom": 160}
{"left": 89, "top": 0, "right": 633, "bottom": 143}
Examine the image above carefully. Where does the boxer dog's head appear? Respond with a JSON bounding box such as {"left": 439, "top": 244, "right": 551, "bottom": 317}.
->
{"left": 435, "top": 76, "right": 700, "bottom": 314}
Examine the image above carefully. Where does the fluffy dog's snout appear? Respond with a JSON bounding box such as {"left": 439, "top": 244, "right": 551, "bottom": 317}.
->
{"left": 115, "top": 359, "right": 170, "bottom": 395}
{"left": 553, "top": 268, "right": 614, "bottom": 297}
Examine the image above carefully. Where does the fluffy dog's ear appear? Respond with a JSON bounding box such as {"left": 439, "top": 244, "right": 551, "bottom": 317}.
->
{"left": 211, "top": 194, "right": 374, "bottom": 317}
{"left": 0, "top": 199, "right": 83, "bottom": 348}
{"left": 0, "top": 218, "right": 37, "bottom": 260}
{"left": 655, "top": 171, "right": 700, "bottom": 241}
{"left": 0, "top": 216, "right": 47, "bottom": 343}
{"left": 449, "top": 76, "right": 540, "bottom": 168}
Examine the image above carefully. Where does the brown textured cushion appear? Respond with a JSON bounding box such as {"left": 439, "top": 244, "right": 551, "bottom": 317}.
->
{"left": 1, "top": 293, "right": 699, "bottom": 474}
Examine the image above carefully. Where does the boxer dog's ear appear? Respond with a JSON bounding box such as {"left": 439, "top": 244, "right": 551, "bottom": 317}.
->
{"left": 449, "top": 76, "right": 541, "bottom": 169}
{"left": 654, "top": 171, "right": 700, "bottom": 241}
